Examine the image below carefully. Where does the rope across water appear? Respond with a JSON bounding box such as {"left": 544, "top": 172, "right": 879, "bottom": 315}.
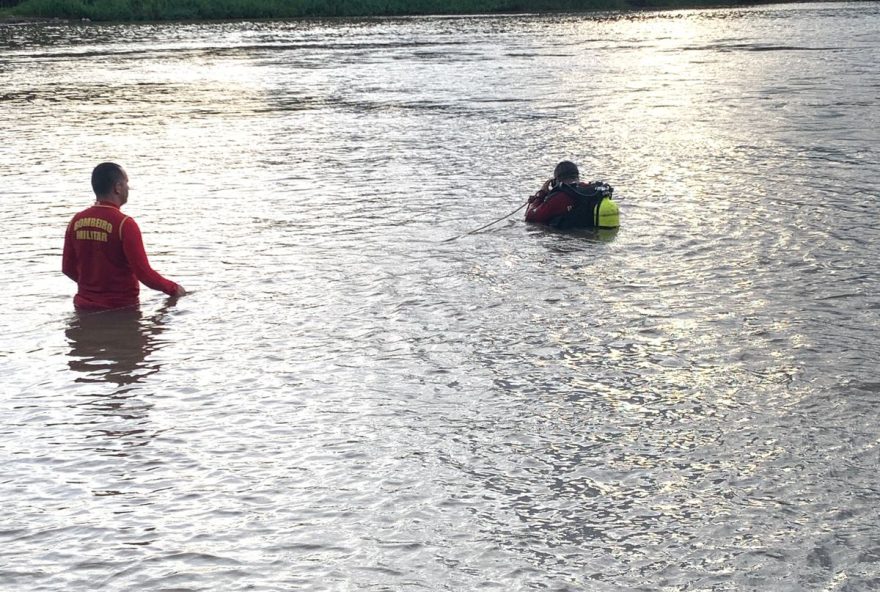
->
{"left": 441, "top": 202, "right": 527, "bottom": 242}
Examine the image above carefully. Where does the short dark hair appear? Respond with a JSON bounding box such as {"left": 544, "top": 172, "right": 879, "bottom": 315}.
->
{"left": 91, "top": 162, "right": 125, "bottom": 196}
{"left": 553, "top": 161, "right": 579, "bottom": 182}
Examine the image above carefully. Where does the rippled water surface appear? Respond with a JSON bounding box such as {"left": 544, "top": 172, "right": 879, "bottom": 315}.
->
{"left": 2, "top": 3, "right": 879, "bottom": 590}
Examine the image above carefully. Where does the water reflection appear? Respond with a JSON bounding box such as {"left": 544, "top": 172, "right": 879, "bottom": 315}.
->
{"left": 65, "top": 300, "right": 177, "bottom": 385}
{"left": 530, "top": 225, "right": 620, "bottom": 248}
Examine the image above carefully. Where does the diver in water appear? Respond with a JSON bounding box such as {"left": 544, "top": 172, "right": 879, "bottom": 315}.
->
{"left": 525, "top": 161, "right": 619, "bottom": 229}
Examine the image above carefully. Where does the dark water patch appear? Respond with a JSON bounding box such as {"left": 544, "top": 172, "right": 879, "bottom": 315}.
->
{"left": 0, "top": 90, "right": 38, "bottom": 102}
{"left": 683, "top": 43, "right": 844, "bottom": 52}
{"left": 5, "top": 38, "right": 474, "bottom": 62}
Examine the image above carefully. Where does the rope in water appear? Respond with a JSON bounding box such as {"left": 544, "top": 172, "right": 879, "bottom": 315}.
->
{"left": 441, "top": 202, "right": 527, "bottom": 243}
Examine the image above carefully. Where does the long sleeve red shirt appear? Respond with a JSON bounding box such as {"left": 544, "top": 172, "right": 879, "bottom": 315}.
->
{"left": 524, "top": 188, "right": 576, "bottom": 225}
{"left": 62, "top": 201, "right": 180, "bottom": 310}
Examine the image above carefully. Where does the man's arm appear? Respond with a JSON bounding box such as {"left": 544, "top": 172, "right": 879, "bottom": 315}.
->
{"left": 528, "top": 179, "right": 553, "bottom": 204}
{"left": 121, "top": 217, "right": 186, "bottom": 297}
{"left": 62, "top": 220, "right": 79, "bottom": 282}
{"left": 525, "top": 192, "right": 573, "bottom": 225}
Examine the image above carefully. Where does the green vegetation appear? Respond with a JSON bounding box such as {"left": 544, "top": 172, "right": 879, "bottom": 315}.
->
{"left": 0, "top": 0, "right": 775, "bottom": 21}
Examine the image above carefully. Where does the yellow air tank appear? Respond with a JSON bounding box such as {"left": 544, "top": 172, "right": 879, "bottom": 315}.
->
{"left": 597, "top": 197, "right": 620, "bottom": 228}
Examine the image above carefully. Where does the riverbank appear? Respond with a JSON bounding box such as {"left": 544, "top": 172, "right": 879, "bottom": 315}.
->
{"left": 0, "top": 0, "right": 810, "bottom": 22}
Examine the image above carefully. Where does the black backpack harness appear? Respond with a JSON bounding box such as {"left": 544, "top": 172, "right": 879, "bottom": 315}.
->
{"left": 547, "top": 181, "right": 614, "bottom": 229}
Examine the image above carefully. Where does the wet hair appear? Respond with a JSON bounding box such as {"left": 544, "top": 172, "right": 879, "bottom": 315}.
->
{"left": 91, "top": 162, "right": 125, "bottom": 196}
{"left": 553, "top": 161, "right": 579, "bottom": 182}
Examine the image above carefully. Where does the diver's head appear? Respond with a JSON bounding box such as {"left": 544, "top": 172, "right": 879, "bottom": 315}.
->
{"left": 553, "top": 161, "right": 579, "bottom": 184}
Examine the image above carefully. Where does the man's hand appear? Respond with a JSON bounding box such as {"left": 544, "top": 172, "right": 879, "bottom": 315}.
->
{"left": 528, "top": 178, "right": 554, "bottom": 205}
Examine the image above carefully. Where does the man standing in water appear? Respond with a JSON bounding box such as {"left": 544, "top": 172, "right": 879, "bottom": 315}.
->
{"left": 62, "top": 162, "right": 186, "bottom": 310}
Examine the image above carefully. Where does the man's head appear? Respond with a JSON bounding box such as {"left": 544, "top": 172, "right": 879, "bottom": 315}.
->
{"left": 91, "top": 162, "right": 129, "bottom": 205}
{"left": 553, "top": 161, "right": 579, "bottom": 184}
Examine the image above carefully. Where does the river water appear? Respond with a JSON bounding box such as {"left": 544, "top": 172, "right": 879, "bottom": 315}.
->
{"left": 1, "top": 2, "right": 879, "bottom": 590}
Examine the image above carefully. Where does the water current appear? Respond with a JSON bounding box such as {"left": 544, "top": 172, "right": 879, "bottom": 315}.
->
{"left": 1, "top": 2, "right": 879, "bottom": 590}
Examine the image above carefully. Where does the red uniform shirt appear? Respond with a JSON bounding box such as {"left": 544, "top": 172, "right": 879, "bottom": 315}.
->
{"left": 525, "top": 188, "right": 576, "bottom": 225}
{"left": 62, "top": 201, "right": 179, "bottom": 310}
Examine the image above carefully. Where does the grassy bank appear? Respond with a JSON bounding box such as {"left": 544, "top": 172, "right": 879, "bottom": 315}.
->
{"left": 1, "top": 0, "right": 770, "bottom": 21}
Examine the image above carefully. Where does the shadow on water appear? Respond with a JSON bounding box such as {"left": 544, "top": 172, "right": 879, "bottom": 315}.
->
{"left": 526, "top": 225, "right": 620, "bottom": 251}
{"left": 65, "top": 298, "right": 179, "bottom": 386}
